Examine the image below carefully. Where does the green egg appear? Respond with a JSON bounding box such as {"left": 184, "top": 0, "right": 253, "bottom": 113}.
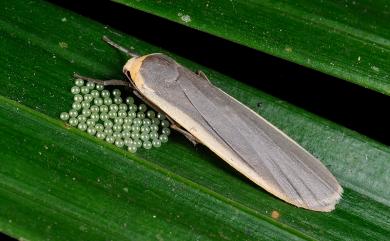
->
{"left": 161, "top": 120, "right": 170, "bottom": 128}
{"left": 140, "top": 132, "right": 150, "bottom": 141}
{"left": 71, "top": 86, "right": 80, "bottom": 94}
{"left": 127, "top": 112, "right": 136, "bottom": 119}
{"left": 131, "top": 132, "right": 140, "bottom": 140}
{"left": 101, "top": 90, "right": 110, "bottom": 98}
{"left": 152, "top": 139, "right": 161, "bottom": 148}
{"left": 149, "top": 131, "right": 158, "bottom": 140}
{"left": 94, "top": 97, "right": 103, "bottom": 106}
{"left": 83, "top": 94, "right": 93, "bottom": 102}
{"left": 69, "top": 109, "right": 78, "bottom": 118}
{"left": 124, "top": 138, "right": 133, "bottom": 146}
{"left": 96, "top": 84, "right": 104, "bottom": 91}
{"left": 105, "top": 135, "right": 115, "bottom": 144}
{"left": 95, "top": 123, "right": 104, "bottom": 132}
{"left": 108, "top": 110, "right": 117, "bottom": 119}
{"left": 100, "top": 112, "right": 109, "bottom": 121}
{"left": 128, "top": 104, "right": 137, "bottom": 112}
{"left": 142, "top": 118, "right": 152, "bottom": 126}
{"left": 140, "top": 125, "right": 150, "bottom": 133}
{"left": 90, "top": 105, "right": 100, "bottom": 113}
{"left": 77, "top": 115, "right": 87, "bottom": 123}
{"left": 113, "top": 132, "right": 122, "bottom": 139}
{"left": 138, "top": 104, "right": 147, "bottom": 113}
{"left": 73, "top": 94, "right": 83, "bottom": 102}
{"left": 104, "top": 120, "right": 113, "bottom": 128}
{"left": 157, "top": 112, "right": 166, "bottom": 120}
{"left": 123, "top": 117, "right": 133, "bottom": 124}
{"left": 114, "top": 118, "right": 124, "bottom": 125}
{"left": 112, "top": 89, "right": 121, "bottom": 97}
{"left": 113, "top": 124, "right": 122, "bottom": 132}
{"left": 99, "top": 105, "right": 109, "bottom": 113}
{"left": 119, "top": 103, "right": 128, "bottom": 111}
{"left": 122, "top": 123, "right": 132, "bottom": 131}
{"left": 126, "top": 97, "right": 134, "bottom": 105}
{"left": 80, "top": 86, "right": 90, "bottom": 94}
{"left": 109, "top": 104, "right": 119, "bottom": 112}
{"left": 117, "top": 110, "right": 127, "bottom": 118}
{"left": 86, "top": 119, "right": 95, "bottom": 126}
{"left": 121, "top": 130, "right": 131, "bottom": 139}
{"left": 134, "top": 139, "right": 143, "bottom": 148}
{"left": 82, "top": 109, "right": 91, "bottom": 117}
{"left": 151, "top": 118, "right": 160, "bottom": 125}
{"left": 159, "top": 134, "right": 168, "bottom": 143}
{"left": 113, "top": 96, "right": 122, "bottom": 104}
{"left": 69, "top": 117, "right": 78, "bottom": 126}
{"left": 96, "top": 132, "right": 106, "bottom": 139}
{"left": 86, "top": 81, "right": 95, "bottom": 89}
{"left": 104, "top": 97, "right": 113, "bottom": 105}
{"left": 91, "top": 90, "right": 100, "bottom": 98}
{"left": 132, "top": 118, "right": 142, "bottom": 126}
{"left": 77, "top": 122, "right": 87, "bottom": 131}
{"left": 137, "top": 112, "right": 145, "bottom": 119}
{"left": 104, "top": 128, "right": 113, "bottom": 136}
{"left": 131, "top": 125, "right": 140, "bottom": 133}
{"left": 115, "top": 139, "right": 124, "bottom": 148}
{"left": 74, "top": 78, "right": 84, "bottom": 87}
{"left": 81, "top": 101, "right": 90, "bottom": 109}
{"left": 72, "top": 102, "right": 82, "bottom": 111}
{"left": 90, "top": 113, "right": 100, "bottom": 121}
{"left": 162, "top": 127, "right": 171, "bottom": 136}
{"left": 146, "top": 110, "right": 156, "bottom": 119}
{"left": 127, "top": 145, "right": 137, "bottom": 153}
{"left": 87, "top": 127, "right": 96, "bottom": 135}
{"left": 60, "top": 112, "right": 69, "bottom": 121}
{"left": 150, "top": 124, "right": 159, "bottom": 132}
{"left": 143, "top": 140, "right": 152, "bottom": 150}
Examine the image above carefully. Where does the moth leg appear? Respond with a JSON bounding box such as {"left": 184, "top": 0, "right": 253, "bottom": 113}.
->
{"left": 133, "top": 90, "right": 151, "bottom": 103}
{"left": 163, "top": 115, "right": 199, "bottom": 145}
{"left": 170, "top": 123, "right": 199, "bottom": 146}
{"left": 74, "top": 73, "right": 130, "bottom": 86}
{"left": 196, "top": 70, "right": 211, "bottom": 84}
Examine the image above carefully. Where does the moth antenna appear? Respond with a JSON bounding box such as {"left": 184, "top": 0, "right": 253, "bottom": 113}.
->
{"left": 102, "top": 35, "right": 139, "bottom": 58}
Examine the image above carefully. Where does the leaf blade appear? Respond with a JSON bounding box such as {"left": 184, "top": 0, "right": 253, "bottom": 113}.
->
{"left": 114, "top": 0, "right": 390, "bottom": 95}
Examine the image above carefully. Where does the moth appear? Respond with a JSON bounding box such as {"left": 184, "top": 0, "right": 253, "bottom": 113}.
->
{"left": 75, "top": 36, "right": 343, "bottom": 212}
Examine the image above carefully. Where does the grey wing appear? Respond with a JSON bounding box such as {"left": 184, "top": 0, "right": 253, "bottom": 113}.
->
{"left": 177, "top": 67, "right": 342, "bottom": 212}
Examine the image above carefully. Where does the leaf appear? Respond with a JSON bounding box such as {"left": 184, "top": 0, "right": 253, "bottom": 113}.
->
{"left": 114, "top": 0, "right": 390, "bottom": 96}
{"left": 0, "top": 0, "right": 389, "bottom": 240}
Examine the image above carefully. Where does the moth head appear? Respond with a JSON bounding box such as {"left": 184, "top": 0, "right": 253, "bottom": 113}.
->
{"left": 123, "top": 54, "right": 179, "bottom": 91}
{"left": 123, "top": 56, "right": 145, "bottom": 89}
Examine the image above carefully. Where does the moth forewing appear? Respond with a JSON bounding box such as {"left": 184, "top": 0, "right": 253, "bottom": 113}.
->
{"left": 123, "top": 53, "right": 342, "bottom": 212}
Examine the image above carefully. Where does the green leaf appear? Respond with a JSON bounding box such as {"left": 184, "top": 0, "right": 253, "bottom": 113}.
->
{"left": 0, "top": 1, "right": 389, "bottom": 240}
{"left": 114, "top": 0, "right": 390, "bottom": 96}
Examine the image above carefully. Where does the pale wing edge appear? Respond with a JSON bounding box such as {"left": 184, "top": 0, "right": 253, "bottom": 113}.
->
{"left": 176, "top": 69, "right": 342, "bottom": 211}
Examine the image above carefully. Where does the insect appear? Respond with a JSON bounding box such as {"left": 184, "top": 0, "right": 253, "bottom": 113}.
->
{"left": 75, "top": 36, "right": 343, "bottom": 212}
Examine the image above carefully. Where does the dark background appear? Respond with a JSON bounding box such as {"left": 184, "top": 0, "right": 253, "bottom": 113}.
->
{"left": 0, "top": 232, "right": 16, "bottom": 241}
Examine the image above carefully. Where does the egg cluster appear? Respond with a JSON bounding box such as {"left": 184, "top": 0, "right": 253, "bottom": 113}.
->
{"left": 60, "top": 78, "right": 171, "bottom": 153}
